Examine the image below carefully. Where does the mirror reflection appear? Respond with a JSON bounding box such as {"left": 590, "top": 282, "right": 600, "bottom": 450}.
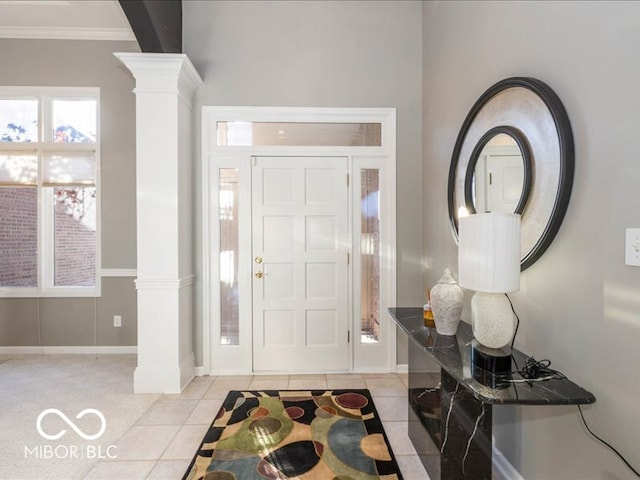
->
{"left": 448, "top": 77, "right": 575, "bottom": 270}
{"left": 470, "top": 133, "right": 525, "bottom": 214}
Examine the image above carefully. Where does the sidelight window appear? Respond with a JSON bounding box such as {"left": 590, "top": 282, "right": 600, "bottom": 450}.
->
{"left": 219, "top": 168, "right": 239, "bottom": 345}
{"left": 360, "top": 169, "right": 380, "bottom": 343}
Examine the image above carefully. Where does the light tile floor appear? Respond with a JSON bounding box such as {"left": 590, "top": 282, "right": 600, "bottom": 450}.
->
{"left": 0, "top": 354, "right": 428, "bottom": 479}
{"left": 85, "top": 372, "right": 429, "bottom": 480}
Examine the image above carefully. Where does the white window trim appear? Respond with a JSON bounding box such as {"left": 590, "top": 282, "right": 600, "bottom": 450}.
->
{"left": 0, "top": 86, "right": 101, "bottom": 298}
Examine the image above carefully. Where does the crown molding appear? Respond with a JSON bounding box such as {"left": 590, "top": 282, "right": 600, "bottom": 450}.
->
{"left": 0, "top": 26, "right": 135, "bottom": 41}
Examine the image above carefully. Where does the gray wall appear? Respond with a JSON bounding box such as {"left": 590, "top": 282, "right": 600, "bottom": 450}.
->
{"left": 0, "top": 39, "right": 139, "bottom": 347}
{"left": 422, "top": 1, "right": 639, "bottom": 478}
{"left": 183, "top": 0, "right": 424, "bottom": 365}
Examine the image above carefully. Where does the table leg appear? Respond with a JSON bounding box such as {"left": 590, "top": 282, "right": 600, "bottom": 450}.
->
{"left": 408, "top": 341, "right": 493, "bottom": 479}
{"left": 440, "top": 369, "right": 492, "bottom": 479}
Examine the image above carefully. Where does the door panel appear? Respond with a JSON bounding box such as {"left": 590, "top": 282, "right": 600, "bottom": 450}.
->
{"left": 252, "top": 156, "right": 349, "bottom": 372}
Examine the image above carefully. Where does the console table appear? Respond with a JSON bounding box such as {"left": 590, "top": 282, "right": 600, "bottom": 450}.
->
{"left": 388, "top": 307, "right": 596, "bottom": 480}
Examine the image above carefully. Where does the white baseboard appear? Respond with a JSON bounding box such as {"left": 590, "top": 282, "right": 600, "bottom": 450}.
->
{"left": 195, "top": 364, "right": 409, "bottom": 377}
{"left": 395, "top": 363, "right": 408, "bottom": 374}
{"left": 212, "top": 369, "right": 255, "bottom": 376}
{"left": 0, "top": 346, "right": 43, "bottom": 354}
{"left": 493, "top": 445, "right": 524, "bottom": 480}
{"left": 0, "top": 346, "right": 137, "bottom": 354}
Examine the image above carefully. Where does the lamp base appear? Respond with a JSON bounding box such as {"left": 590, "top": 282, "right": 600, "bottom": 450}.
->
{"left": 471, "top": 291, "right": 515, "bottom": 349}
{"left": 471, "top": 339, "right": 512, "bottom": 388}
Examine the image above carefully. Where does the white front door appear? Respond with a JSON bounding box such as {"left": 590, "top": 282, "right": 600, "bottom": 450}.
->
{"left": 251, "top": 156, "right": 349, "bottom": 372}
{"left": 486, "top": 154, "right": 525, "bottom": 213}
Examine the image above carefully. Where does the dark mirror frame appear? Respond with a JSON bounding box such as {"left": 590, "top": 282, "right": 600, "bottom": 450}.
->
{"left": 448, "top": 77, "right": 574, "bottom": 271}
{"left": 463, "top": 125, "right": 532, "bottom": 215}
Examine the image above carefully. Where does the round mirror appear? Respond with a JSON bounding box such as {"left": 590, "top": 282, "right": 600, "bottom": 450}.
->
{"left": 448, "top": 77, "right": 574, "bottom": 270}
{"left": 464, "top": 126, "right": 532, "bottom": 215}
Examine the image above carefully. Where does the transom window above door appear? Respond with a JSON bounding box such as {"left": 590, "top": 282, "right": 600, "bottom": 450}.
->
{"left": 216, "top": 121, "right": 382, "bottom": 147}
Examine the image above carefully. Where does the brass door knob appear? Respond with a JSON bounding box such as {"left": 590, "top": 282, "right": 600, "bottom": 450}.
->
{"left": 255, "top": 271, "right": 263, "bottom": 279}
{"left": 255, "top": 256, "right": 263, "bottom": 264}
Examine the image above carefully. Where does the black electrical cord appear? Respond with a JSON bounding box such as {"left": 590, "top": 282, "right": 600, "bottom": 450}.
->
{"left": 502, "top": 357, "right": 567, "bottom": 384}
{"left": 519, "top": 357, "right": 566, "bottom": 380}
{"left": 577, "top": 405, "right": 640, "bottom": 478}
{"left": 503, "top": 359, "right": 640, "bottom": 475}
{"left": 505, "top": 293, "right": 519, "bottom": 350}
{"left": 503, "top": 294, "right": 639, "bottom": 477}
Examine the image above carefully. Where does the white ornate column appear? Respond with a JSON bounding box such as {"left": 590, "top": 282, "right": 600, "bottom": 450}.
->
{"left": 115, "top": 53, "right": 202, "bottom": 393}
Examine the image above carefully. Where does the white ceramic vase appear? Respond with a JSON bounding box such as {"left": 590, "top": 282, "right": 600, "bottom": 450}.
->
{"left": 431, "top": 268, "right": 464, "bottom": 336}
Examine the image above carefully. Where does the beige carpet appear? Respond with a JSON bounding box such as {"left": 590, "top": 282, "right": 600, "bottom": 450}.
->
{"left": 0, "top": 354, "right": 160, "bottom": 480}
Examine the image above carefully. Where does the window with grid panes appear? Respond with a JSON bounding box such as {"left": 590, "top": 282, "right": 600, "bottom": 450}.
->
{"left": 0, "top": 87, "right": 99, "bottom": 297}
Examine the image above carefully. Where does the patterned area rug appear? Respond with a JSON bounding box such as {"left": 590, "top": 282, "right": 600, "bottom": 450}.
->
{"left": 183, "top": 389, "right": 403, "bottom": 480}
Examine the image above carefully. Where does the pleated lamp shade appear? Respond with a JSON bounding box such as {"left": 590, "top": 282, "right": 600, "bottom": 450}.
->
{"left": 458, "top": 213, "right": 521, "bottom": 293}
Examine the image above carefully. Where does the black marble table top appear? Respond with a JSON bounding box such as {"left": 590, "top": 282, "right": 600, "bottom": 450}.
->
{"left": 389, "top": 307, "right": 596, "bottom": 405}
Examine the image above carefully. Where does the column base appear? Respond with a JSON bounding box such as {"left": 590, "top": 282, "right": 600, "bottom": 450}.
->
{"left": 134, "top": 352, "right": 195, "bottom": 393}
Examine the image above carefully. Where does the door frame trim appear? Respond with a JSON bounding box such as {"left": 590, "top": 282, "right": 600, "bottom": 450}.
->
{"left": 201, "top": 107, "right": 397, "bottom": 375}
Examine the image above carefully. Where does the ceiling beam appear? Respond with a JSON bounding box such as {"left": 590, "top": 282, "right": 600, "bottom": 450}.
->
{"left": 118, "top": 0, "right": 181, "bottom": 53}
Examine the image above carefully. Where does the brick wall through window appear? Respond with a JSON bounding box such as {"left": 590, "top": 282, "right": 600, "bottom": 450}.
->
{"left": 0, "top": 188, "right": 95, "bottom": 287}
{"left": 0, "top": 188, "right": 37, "bottom": 287}
{"left": 54, "top": 200, "right": 96, "bottom": 286}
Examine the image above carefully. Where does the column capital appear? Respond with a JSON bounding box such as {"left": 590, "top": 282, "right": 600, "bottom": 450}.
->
{"left": 114, "top": 52, "right": 203, "bottom": 100}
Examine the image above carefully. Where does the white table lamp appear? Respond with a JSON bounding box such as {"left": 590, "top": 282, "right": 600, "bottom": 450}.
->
{"left": 458, "top": 212, "right": 521, "bottom": 350}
